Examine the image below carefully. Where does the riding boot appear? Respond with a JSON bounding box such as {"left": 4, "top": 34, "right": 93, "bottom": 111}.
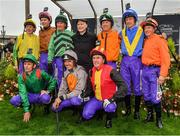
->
{"left": 105, "top": 112, "right": 113, "bottom": 128}
{"left": 124, "top": 95, "right": 131, "bottom": 116}
{"left": 144, "top": 101, "right": 154, "bottom": 123}
{"left": 154, "top": 102, "right": 163, "bottom": 128}
{"left": 134, "top": 96, "right": 141, "bottom": 120}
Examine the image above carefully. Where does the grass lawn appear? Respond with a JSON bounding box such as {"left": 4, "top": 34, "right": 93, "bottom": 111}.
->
{"left": 0, "top": 98, "right": 180, "bottom": 135}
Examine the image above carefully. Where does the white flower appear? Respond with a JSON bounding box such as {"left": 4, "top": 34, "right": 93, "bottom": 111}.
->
{"left": 6, "top": 90, "right": 10, "bottom": 94}
{"left": 174, "top": 111, "right": 178, "bottom": 116}
{"left": 121, "top": 110, "right": 126, "bottom": 114}
{"left": 10, "top": 93, "right": 14, "bottom": 96}
{"left": 170, "top": 110, "right": 174, "bottom": 113}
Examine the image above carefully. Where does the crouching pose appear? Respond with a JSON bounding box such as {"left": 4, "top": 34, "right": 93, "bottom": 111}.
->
{"left": 82, "top": 46, "right": 127, "bottom": 128}
{"left": 52, "top": 50, "right": 88, "bottom": 113}
{"left": 10, "top": 54, "right": 56, "bottom": 122}
{"left": 141, "top": 18, "right": 170, "bottom": 128}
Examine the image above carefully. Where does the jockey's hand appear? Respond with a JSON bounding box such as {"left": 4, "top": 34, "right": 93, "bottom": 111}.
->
{"left": 158, "top": 76, "right": 165, "bottom": 85}
{"left": 23, "top": 112, "right": 31, "bottom": 122}
{"left": 53, "top": 98, "right": 61, "bottom": 109}
{"left": 40, "top": 90, "right": 48, "bottom": 95}
{"left": 103, "top": 99, "right": 111, "bottom": 108}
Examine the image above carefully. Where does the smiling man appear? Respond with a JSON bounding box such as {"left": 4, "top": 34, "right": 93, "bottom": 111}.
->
{"left": 82, "top": 46, "right": 127, "bottom": 128}
{"left": 119, "top": 6, "right": 144, "bottom": 120}
{"left": 52, "top": 50, "right": 88, "bottom": 115}
{"left": 39, "top": 7, "right": 55, "bottom": 73}
{"left": 141, "top": 18, "right": 170, "bottom": 128}
{"left": 48, "top": 10, "right": 74, "bottom": 88}
{"left": 97, "top": 8, "right": 120, "bottom": 69}
{"left": 10, "top": 54, "right": 56, "bottom": 122}
{"left": 13, "top": 15, "right": 39, "bottom": 74}
{"left": 72, "top": 19, "right": 97, "bottom": 73}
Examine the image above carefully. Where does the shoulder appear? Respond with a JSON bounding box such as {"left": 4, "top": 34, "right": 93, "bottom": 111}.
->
{"left": 39, "top": 69, "right": 46, "bottom": 75}
{"left": 17, "top": 34, "right": 23, "bottom": 39}
{"left": 18, "top": 74, "right": 23, "bottom": 79}
{"left": 32, "top": 34, "right": 38, "bottom": 38}
{"left": 103, "top": 64, "right": 113, "bottom": 71}
{"left": 18, "top": 74, "right": 25, "bottom": 83}
{"left": 111, "top": 29, "right": 119, "bottom": 34}
{"left": 51, "top": 32, "right": 56, "bottom": 37}
{"left": 49, "top": 27, "right": 56, "bottom": 33}
{"left": 63, "top": 70, "right": 69, "bottom": 78}
{"left": 72, "top": 33, "right": 78, "bottom": 39}
{"left": 97, "top": 32, "right": 102, "bottom": 37}
{"left": 87, "top": 32, "right": 96, "bottom": 37}
{"left": 65, "top": 30, "right": 74, "bottom": 36}
{"left": 50, "top": 27, "right": 56, "bottom": 30}
{"left": 155, "top": 34, "right": 167, "bottom": 42}
{"left": 76, "top": 65, "right": 87, "bottom": 75}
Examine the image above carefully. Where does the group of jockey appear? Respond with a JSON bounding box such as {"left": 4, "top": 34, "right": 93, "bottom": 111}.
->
{"left": 10, "top": 6, "right": 170, "bottom": 129}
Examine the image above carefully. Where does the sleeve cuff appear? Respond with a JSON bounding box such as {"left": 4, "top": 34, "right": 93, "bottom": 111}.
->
{"left": 24, "top": 107, "right": 29, "bottom": 113}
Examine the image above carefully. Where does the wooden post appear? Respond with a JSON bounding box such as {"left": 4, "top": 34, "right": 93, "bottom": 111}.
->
{"left": 25, "top": 0, "right": 30, "bottom": 19}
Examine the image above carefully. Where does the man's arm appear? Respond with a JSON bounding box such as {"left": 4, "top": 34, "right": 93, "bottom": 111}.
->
{"left": 48, "top": 34, "right": 55, "bottom": 63}
{"left": 18, "top": 75, "right": 30, "bottom": 112}
{"left": 109, "top": 69, "right": 127, "bottom": 102}
{"left": 13, "top": 37, "right": 20, "bottom": 67}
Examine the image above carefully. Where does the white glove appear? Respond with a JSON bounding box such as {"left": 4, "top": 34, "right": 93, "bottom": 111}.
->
{"left": 83, "top": 97, "right": 90, "bottom": 102}
{"left": 78, "top": 94, "right": 90, "bottom": 102}
{"left": 62, "top": 94, "right": 67, "bottom": 100}
{"left": 103, "top": 99, "right": 111, "bottom": 108}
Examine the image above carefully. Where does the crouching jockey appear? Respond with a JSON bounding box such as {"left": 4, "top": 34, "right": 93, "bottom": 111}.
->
{"left": 10, "top": 54, "right": 56, "bottom": 122}
{"left": 82, "top": 46, "right": 127, "bottom": 128}
{"left": 52, "top": 50, "right": 88, "bottom": 114}
{"left": 141, "top": 18, "right": 170, "bottom": 128}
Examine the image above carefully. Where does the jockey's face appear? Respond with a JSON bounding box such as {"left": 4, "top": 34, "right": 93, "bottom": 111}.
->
{"left": 56, "top": 22, "right": 66, "bottom": 31}
{"left": 125, "top": 17, "right": 136, "bottom": 29}
{"left": 25, "top": 25, "right": 35, "bottom": 34}
{"left": 64, "top": 59, "right": 75, "bottom": 70}
{"left": 92, "top": 55, "right": 105, "bottom": 69}
{"left": 101, "top": 20, "right": 112, "bottom": 32}
{"left": 24, "top": 61, "right": 36, "bottom": 74}
{"left": 40, "top": 18, "right": 50, "bottom": 28}
{"left": 144, "top": 25, "right": 155, "bottom": 37}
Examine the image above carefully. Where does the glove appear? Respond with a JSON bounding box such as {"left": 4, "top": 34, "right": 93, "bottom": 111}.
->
{"left": 48, "top": 63, "right": 53, "bottom": 75}
{"left": 103, "top": 99, "right": 111, "bottom": 108}
{"left": 78, "top": 94, "right": 90, "bottom": 102}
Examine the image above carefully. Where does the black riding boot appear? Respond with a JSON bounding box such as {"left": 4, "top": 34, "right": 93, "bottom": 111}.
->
{"left": 124, "top": 95, "right": 131, "bottom": 116}
{"left": 144, "top": 101, "right": 154, "bottom": 123}
{"left": 134, "top": 96, "right": 141, "bottom": 120}
{"left": 154, "top": 102, "right": 163, "bottom": 128}
{"left": 44, "top": 103, "right": 51, "bottom": 115}
{"left": 105, "top": 112, "right": 113, "bottom": 128}
{"left": 76, "top": 105, "right": 85, "bottom": 124}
